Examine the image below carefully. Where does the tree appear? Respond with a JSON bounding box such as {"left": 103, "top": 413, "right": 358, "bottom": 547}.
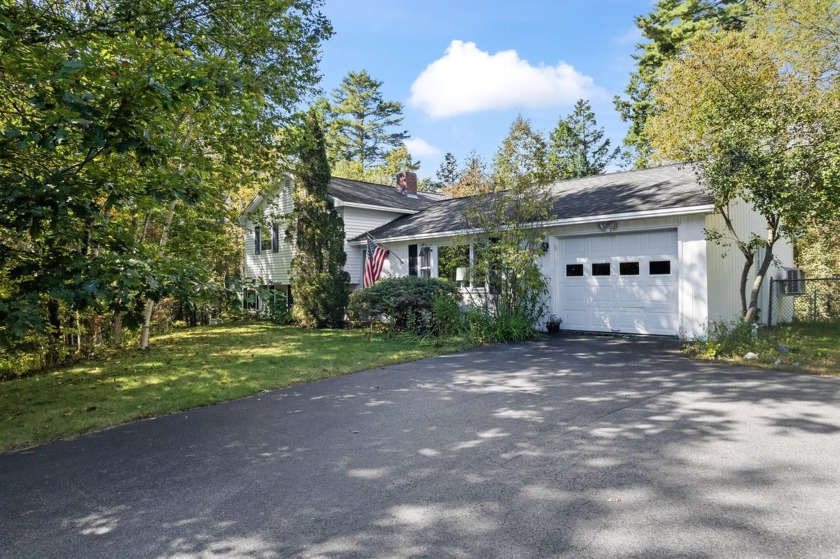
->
{"left": 0, "top": 0, "right": 332, "bottom": 359}
{"left": 614, "top": 0, "right": 749, "bottom": 168}
{"left": 288, "top": 109, "right": 350, "bottom": 328}
{"left": 491, "top": 115, "right": 550, "bottom": 191}
{"left": 459, "top": 116, "right": 551, "bottom": 335}
{"left": 435, "top": 153, "right": 459, "bottom": 190}
{"left": 362, "top": 144, "right": 420, "bottom": 186}
{"left": 327, "top": 70, "right": 409, "bottom": 174}
{"left": 548, "top": 99, "right": 619, "bottom": 180}
{"left": 646, "top": 0, "right": 840, "bottom": 322}
{"left": 442, "top": 152, "right": 492, "bottom": 198}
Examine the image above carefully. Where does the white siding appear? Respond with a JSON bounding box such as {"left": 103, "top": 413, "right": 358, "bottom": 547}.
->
{"left": 705, "top": 199, "right": 794, "bottom": 327}
{"left": 342, "top": 207, "right": 407, "bottom": 285}
{"left": 243, "top": 183, "right": 293, "bottom": 284}
{"left": 243, "top": 187, "right": 410, "bottom": 287}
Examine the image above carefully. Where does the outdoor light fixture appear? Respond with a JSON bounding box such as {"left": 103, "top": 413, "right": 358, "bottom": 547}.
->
{"left": 598, "top": 221, "right": 618, "bottom": 232}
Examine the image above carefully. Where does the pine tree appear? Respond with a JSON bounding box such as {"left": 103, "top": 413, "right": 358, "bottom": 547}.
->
{"left": 548, "top": 99, "right": 619, "bottom": 180}
{"left": 614, "top": 0, "right": 749, "bottom": 167}
{"left": 288, "top": 109, "right": 350, "bottom": 328}
{"left": 435, "top": 153, "right": 459, "bottom": 189}
{"left": 328, "top": 70, "right": 409, "bottom": 174}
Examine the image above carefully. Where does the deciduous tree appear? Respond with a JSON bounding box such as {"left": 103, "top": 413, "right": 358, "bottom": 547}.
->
{"left": 647, "top": 0, "right": 840, "bottom": 321}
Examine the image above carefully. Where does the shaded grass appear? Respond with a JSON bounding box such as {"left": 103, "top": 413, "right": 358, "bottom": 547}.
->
{"left": 686, "top": 321, "right": 840, "bottom": 376}
{"left": 0, "top": 322, "right": 470, "bottom": 453}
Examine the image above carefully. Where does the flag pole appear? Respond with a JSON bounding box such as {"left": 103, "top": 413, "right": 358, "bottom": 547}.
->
{"left": 367, "top": 233, "right": 404, "bottom": 264}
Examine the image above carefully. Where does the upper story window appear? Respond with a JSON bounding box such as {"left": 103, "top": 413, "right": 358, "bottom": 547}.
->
{"left": 254, "top": 225, "right": 279, "bottom": 255}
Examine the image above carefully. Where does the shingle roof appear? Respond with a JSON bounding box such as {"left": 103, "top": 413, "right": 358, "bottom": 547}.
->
{"left": 328, "top": 177, "right": 443, "bottom": 212}
{"left": 352, "top": 164, "right": 713, "bottom": 242}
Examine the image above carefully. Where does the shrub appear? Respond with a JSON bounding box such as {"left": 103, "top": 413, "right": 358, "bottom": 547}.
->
{"left": 466, "top": 307, "right": 536, "bottom": 343}
{"left": 347, "top": 276, "right": 460, "bottom": 334}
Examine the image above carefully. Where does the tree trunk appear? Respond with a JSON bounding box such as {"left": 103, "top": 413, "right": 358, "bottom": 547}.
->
{"left": 45, "top": 299, "right": 62, "bottom": 366}
{"left": 111, "top": 311, "right": 123, "bottom": 346}
{"left": 139, "top": 199, "right": 178, "bottom": 350}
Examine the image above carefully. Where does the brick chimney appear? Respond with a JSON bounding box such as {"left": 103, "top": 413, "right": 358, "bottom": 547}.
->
{"left": 403, "top": 171, "right": 418, "bottom": 198}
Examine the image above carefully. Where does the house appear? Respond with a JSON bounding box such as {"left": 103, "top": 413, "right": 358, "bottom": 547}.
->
{"left": 238, "top": 172, "right": 444, "bottom": 307}
{"left": 241, "top": 165, "right": 794, "bottom": 338}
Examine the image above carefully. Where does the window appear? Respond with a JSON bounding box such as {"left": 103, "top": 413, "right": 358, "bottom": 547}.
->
{"left": 254, "top": 225, "right": 273, "bottom": 254}
{"left": 243, "top": 289, "right": 259, "bottom": 311}
{"left": 566, "top": 264, "right": 584, "bottom": 277}
{"left": 592, "top": 263, "right": 610, "bottom": 276}
{"left": 649, "top": 260, "right": 671, "bottom": 275}
{"left": 619, "top": 262, "right": 639, "bottom": 275}
{"left": 438, "top": 245, "right": 470, "bottom": 285}
{"left": 419, "top": 246, "right": 432, "bottom": 278}
{"left": 408, "top": 244, "right": 418, "bottom": 276}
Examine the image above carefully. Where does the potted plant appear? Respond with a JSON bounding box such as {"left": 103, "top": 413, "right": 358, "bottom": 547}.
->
{"left": 546, "top": 314, "right": 562, "bottom": 334}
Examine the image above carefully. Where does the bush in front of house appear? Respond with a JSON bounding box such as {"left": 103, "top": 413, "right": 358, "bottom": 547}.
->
{"left": 347, "top": 276, "right": 461, "bottom": 335}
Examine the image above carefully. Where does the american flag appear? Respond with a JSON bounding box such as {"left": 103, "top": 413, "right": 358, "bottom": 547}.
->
{"left": 363, "top": 237, "right": 388, "bottom": 287}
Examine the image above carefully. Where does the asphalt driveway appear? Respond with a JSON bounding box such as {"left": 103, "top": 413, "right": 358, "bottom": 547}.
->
{"left": 2, "top": 334, "right": 840, "bottom": 558}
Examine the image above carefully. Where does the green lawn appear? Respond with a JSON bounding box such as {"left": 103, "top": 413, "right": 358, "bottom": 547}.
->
{"left": 687, "top": 321, "right": 840, "bottom": 375}
{"left": 0, "top": 322, "right": 470, "bottom": 453}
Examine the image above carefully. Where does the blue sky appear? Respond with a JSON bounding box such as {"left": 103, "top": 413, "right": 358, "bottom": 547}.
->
{"left": 316, "top": 0, "right": 653, "bottom": 180}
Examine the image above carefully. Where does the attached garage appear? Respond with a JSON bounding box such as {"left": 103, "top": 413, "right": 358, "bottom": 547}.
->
{"left": 350, "top": 164, "right": 796, "bottom": 339}
{"left": 556, "top": 229, "right": 680, "bottom": 336}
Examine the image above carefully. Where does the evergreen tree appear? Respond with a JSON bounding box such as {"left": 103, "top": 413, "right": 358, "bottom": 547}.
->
{"left": 435, "top": 153, "right": 459, "bottom": 189}
{"left": 442, "top": 152, "right": 491, "bottom": 198}
{"left": 491, "top": 115, "right": 550, "bottom": 193}
{"left": 548, "top": 99, "right": 619, "bottom": 180}
{"left": 288, "top": 109, "right": 350, "bottom": 328}
{"left": 328, "top": 70, "right": 409, "bottom": 173}
{"left": 614, "top": 0, "right": 749, "bottom": 167}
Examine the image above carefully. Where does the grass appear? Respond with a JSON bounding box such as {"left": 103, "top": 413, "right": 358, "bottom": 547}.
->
{"left": 0, "top": 322, "right": 470, "bottom": 453}
{"left": 686, "top": 321, "right": 840, "bottom": 376}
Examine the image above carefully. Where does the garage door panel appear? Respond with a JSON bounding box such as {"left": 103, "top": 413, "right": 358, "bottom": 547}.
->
{"left": 557, "top": 230, "right": 679, "bottom": 336}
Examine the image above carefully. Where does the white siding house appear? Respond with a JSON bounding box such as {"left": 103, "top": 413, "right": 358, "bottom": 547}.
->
{"left": 239, "top": 174, "right": 442, "bottom": 309}
{"left": 242, "top": 165, "right": 795, "bottom": 338}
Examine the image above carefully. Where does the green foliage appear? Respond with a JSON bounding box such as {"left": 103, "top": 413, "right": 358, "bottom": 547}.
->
{"left": 614, "top": 0, "right": 749, "bottom": 167}
{"left": 647, "top": 0, "right": 840, "bottom": 321}
{"left": 432, "top": 296, "right": 465, "bottom": 337}
{"left": 687, "top": 320, "right": 840, "bottom": 375}
{"left": 0, "top": 0, "right": 333, "bottom": 356}
{"left": 465, "top": 308, "right": 536, "bottom": 344}
{"left": 442, "top": 151, "right": 492, "bottom": 198}
{"left": 457, "top": 115, "right": 549, "bottom": 332}
{"left": 289, "top": 109, "right": 350, "bottom": 328}
{"left": 548, "top": 99, "right": 620, "bottom": 180}
{"left": 325, "top": 70, "right": 409, "bottom": 173}
{"left": 347, "top": 276, "right": 460, "bottom": 334}
{"left": 436, "top": 152, "right": 459, "bottom": 189}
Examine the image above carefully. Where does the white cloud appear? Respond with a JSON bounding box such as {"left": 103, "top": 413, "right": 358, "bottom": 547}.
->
{"left": 403, "top": 137, "right": 441, "bottom": 158}
{"left": 409, "top": 40, "right": 601, "bottom": 118}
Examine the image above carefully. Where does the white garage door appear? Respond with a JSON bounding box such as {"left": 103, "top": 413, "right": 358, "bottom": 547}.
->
{"left": 557, "top": 229, "right": 679, "bottom": 336}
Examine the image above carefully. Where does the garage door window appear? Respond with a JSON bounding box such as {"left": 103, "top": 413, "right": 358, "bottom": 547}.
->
{"left": 649, "top": 260, "right": 671, "bottom": 275}
{"left": 592, "top": 263, "right": 610, "bottom": 276}
{"left": 619, "top": 262, "right": 640, "bottom": 275}
{"left": 566, "top": 264, "right": 583, "bottom": 276}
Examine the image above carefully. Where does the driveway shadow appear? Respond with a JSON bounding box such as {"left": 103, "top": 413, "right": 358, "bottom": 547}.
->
{"left": 2, "top": 335, "right": 840, "bottom": 558}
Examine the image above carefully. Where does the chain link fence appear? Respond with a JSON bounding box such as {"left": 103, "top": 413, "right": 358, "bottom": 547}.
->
{"left": 769, "top": 277, "right": 840, "bottom": 325}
